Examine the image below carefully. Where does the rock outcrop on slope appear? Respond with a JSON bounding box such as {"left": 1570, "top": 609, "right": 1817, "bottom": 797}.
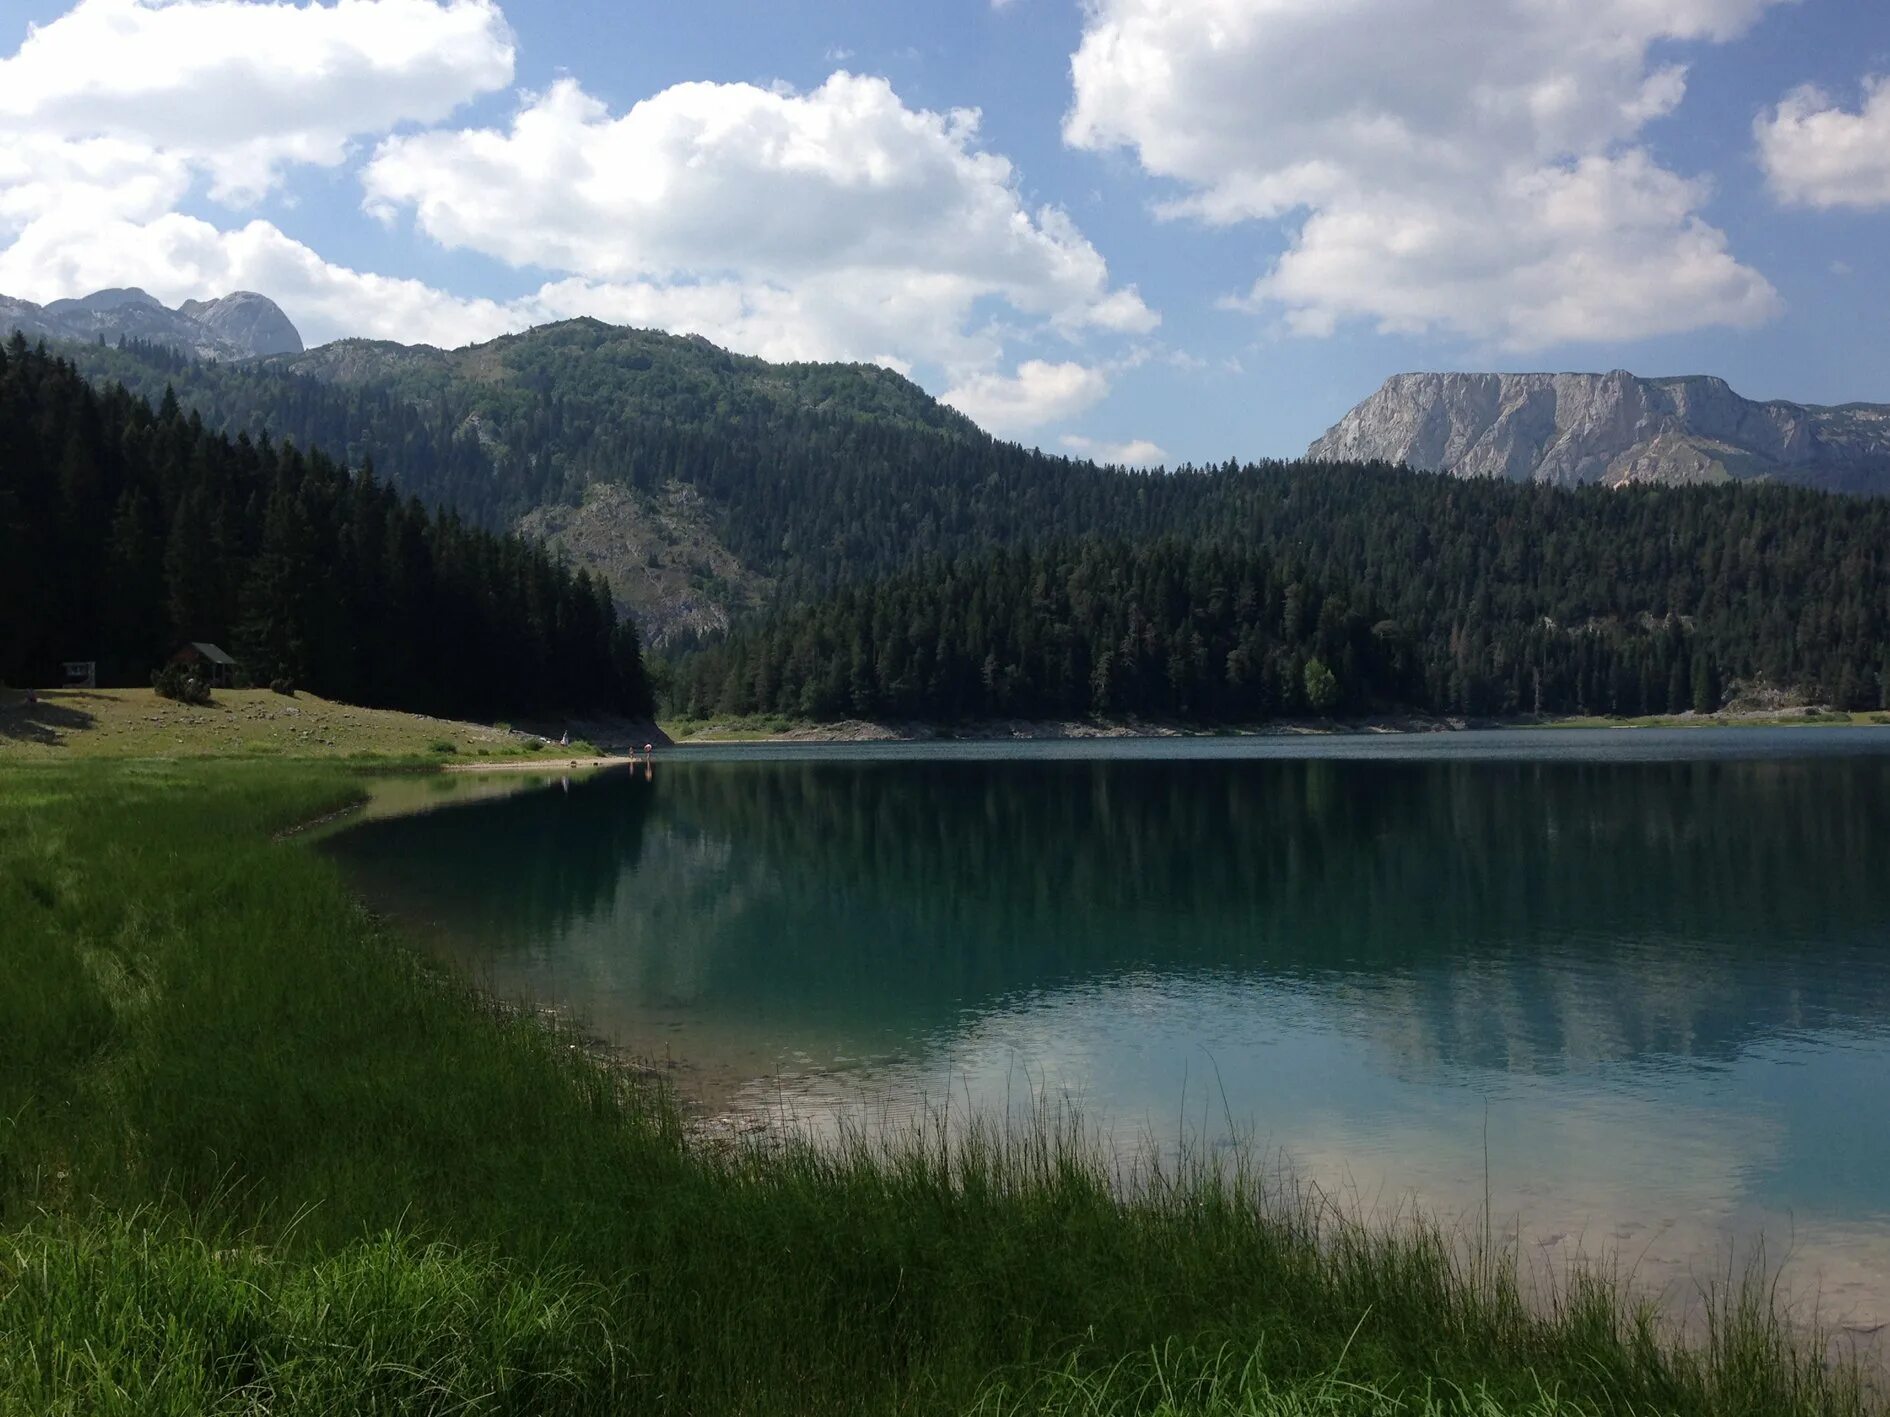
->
{"left": 1308, "top": 370, "right": 1890, "bottom": 494}
{"left": 0, "top": 286, "right": 302, "bottom": 360}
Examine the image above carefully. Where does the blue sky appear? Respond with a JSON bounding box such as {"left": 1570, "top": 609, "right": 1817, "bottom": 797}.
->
{"left": 3, "top": 0, "right": 1888, "bottom": 464}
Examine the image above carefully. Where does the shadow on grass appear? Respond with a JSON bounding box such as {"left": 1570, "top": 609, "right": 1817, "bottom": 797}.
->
{"left": 0, "top": 696, "right": 95, "bottom": 747}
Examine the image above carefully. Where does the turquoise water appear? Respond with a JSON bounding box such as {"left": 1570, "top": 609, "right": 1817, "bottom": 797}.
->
{"left": 328, "top": 730, "right": 1890, "bottom": 1326}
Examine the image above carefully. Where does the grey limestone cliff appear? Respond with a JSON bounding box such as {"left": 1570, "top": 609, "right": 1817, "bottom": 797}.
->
{"left": 179, "top": 291, "right": 303, "bottom": 357}
{"left": 1308, "top": 371, "right": 1890, "bottom": 494}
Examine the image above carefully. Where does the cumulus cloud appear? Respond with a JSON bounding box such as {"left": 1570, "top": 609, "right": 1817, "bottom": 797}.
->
{"left": 940, "top": 360, "right": 1109, "bottom": 436}
{"left": 0, "top": 135, "right": 192, "bottom": 231}
{"left": 0, "top": 0, "right": 515, "bottom": 204}
{"left": 1756, "top": 77, "right": 1890, "bottom": 210}
{"left": 361, "top": 72, "right": 1153, "bottom": 379}
{"left": 1059, "top": 433, "right": 1166, "bottom": 467}
{"left": 1065, "top": 0, "right": 1784, "bottom": 348}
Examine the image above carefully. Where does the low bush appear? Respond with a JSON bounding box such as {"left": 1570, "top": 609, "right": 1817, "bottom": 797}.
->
{"left": 150, "top": 662, "right": 211, "bottom": 705}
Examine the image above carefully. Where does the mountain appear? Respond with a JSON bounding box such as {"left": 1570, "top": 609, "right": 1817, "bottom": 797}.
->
{"left": 1, "top": 286, "right": 302, "bottom": 360}
{"left": 272, "top": 320, "right": 972, "bottom": 433}
{"left": 1307, "top": 371, "right": 1890, "bottom": 494}
{"left": 33, "top": 319, "right": 1890, "bottom": 711}
{"left": 42, "top": 318, "right": 1075, "bottom": 642}
{"left": 178, "top": 292, "right": 304, "bottom": 358}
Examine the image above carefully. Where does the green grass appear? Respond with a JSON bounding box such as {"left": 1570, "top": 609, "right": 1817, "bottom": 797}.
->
{"left": 0, "top": 760, "right": 1875, "bottom": 1415}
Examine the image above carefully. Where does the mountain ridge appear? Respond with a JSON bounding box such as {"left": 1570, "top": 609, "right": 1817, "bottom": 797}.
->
{"left": 1307, "top": 370, "right": 1890, "bottom": 494}
{"left": 29, "top": 302, "right": 1890, "bottom": 656}
{"left": 266, "top": 317, "right": 981, "bottom": 439}
{"left": 1, "top": 286, "right": 302, "bottom": 361}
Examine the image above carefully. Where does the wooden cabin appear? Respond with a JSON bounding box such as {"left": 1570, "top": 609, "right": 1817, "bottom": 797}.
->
{"left": 169, "top": 642, "right": 238, "bottom": 688}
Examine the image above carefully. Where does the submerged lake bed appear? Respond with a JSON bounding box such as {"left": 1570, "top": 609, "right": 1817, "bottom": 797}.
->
{"left": 327, "top": 731, "right": 1890, "bottom": 1334}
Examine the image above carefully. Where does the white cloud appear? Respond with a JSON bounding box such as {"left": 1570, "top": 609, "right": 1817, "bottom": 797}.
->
{"left": 0, "top": 135, "right": 192, "bottom": 232}
{"left": 940, "top": 360, "right": 1109, "bottom": 435}
{"left": 1065, "top": 0, "right": 1785, "bottom": 349}
{"left": 1756, "top": 77, "right": 1890, "bottom": 210}
{"left": 362, "top": 72, "right": 1154, "bottom": 374}
{"left": 0, "top": 0, "right": 515, "bottom": 204}
{"left": 1059, "top": 433, "right": 1166, "bottom": 466}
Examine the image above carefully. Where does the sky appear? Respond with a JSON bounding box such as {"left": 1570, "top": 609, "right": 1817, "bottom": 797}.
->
{"left": 2, "top": 0, "right": 1888, "bottom": 465}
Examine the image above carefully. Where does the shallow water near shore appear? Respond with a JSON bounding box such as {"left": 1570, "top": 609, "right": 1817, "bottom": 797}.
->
{"left": 326, "top": 730, "right": 1890, "bottom": 1335}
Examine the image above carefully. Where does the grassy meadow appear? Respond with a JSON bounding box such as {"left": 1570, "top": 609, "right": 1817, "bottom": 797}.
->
{"left": 0, "top": 686, "right": 594, "bottom": 761}
{"left": 0, "top": 758, "right": 1877, "bottom": 1415}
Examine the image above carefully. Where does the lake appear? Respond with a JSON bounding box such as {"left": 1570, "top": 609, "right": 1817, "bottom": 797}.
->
{"left": 326, "top": 730, "right": 1890, "bottom": 1332}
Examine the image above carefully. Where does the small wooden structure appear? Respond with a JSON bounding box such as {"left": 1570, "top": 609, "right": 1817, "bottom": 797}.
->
{"left": 169, "top": 642, "right": 238, "bottom": 688}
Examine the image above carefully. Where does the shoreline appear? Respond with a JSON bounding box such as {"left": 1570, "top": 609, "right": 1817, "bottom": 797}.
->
{"left": 327, "top": 761, "right": 1890, "bottom": 1362}
{"left": 7, "top": 686, "right": 1882, "bottom": 763}
{"left": 442, "top": 752, "right": 646, "bottom": 774}
{"left": 661, "top": 705, "right": 1890, "bottom": 745}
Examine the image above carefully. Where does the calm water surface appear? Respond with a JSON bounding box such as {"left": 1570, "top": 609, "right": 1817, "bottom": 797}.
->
{"left": 327, "top": 731, "right": 1890, "bottom": 1328}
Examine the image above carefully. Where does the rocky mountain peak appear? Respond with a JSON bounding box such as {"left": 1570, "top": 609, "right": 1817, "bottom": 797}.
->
{"left": 1308, "top": 370, "right": 1890, "bottom": 494}
{"left": 44, "top": 287, "right": 165, "bottom": 315}
{"left": 179, "top": 291, "right": 304, "bottom": 357}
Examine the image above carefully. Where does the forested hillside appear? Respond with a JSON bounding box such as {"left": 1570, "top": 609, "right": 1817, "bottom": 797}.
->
{"left": 61, "top": 321, "right": 980, "bottom": 528}
{"left": 58, "top": 324, "right": 1015, "bottom": 641}
{"left": 38, "top": 321, "right": 1890, "bottom": 723}
{"left": 674, "top": 499, "right": 1890, "bottom": 721}
{"left": 0, "top": 337, "right": 652, "bottom": 718}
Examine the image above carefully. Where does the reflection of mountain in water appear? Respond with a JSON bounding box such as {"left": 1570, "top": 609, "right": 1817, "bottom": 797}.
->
{"left": 329, "top": 755, "right": 1890, "bottom": 1078}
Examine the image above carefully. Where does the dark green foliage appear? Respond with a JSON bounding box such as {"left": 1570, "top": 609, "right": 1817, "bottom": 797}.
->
{"left": 0, "top": 337, "right": 652, "bottom": 718}
{"left": 671, "top": 523, "right": 1888, "bottom": 722}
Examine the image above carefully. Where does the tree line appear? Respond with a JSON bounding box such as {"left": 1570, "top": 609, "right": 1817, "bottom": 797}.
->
{"left": 0, "top": 337, "right": 652, "bottom": 719}
{"left": 670, "top": 534, "right": 1888, "bottom": 723}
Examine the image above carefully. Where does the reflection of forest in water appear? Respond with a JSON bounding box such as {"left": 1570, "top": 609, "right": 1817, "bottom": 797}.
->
{"left": 327, "top": 753, "right": 1890, "bottom": 1079}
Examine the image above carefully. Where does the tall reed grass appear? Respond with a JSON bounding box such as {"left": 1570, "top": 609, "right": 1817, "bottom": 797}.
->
{"left": 0, "top": 760, "right": 1874, "bottom": 1415}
